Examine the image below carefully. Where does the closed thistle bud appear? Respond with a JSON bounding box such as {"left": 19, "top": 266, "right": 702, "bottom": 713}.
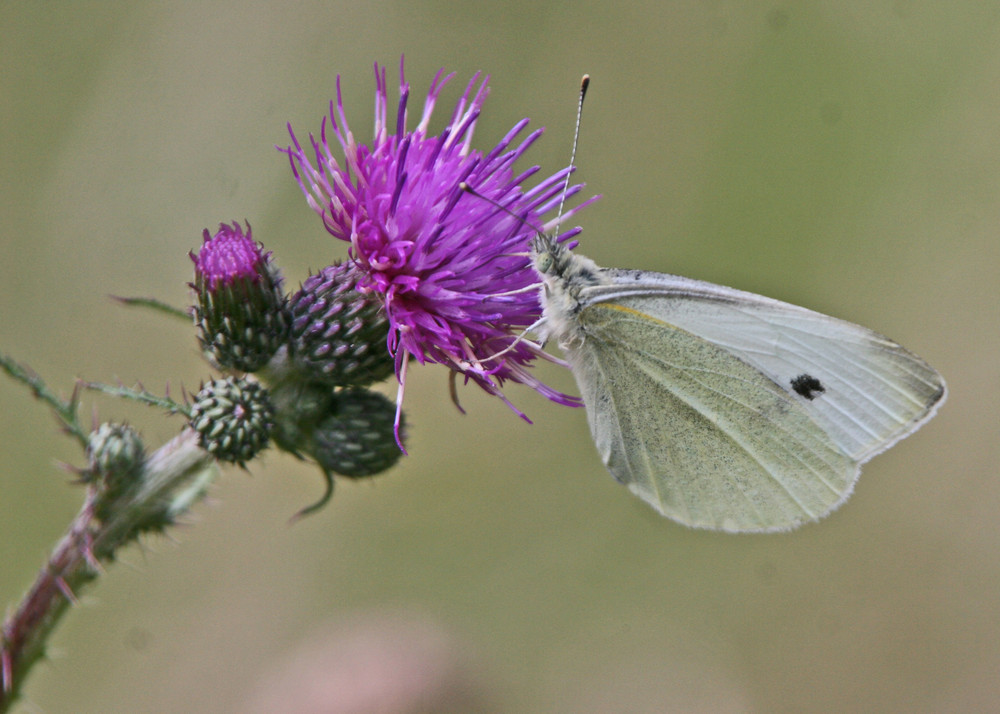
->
{"left": 86, "top": 423, "right": 147, "bottom": 523}
{"left": 189, "top": 376, "right": 273, "bottom": 465}
{"left": 87, "top": 422, "right": 146, "bottom": 486}
{"left": 288, "top": 263, "right": 394, "bottom": 386}
{"left": 310, "top": 388, "right": 403, "bottom": 478}
{"left": 191, "top": 221, "right": 289, "bottom": 373}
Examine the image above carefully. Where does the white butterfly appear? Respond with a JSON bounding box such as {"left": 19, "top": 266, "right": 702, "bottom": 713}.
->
{"left": 532, "top": 234, "right": 946, "bottom": 532}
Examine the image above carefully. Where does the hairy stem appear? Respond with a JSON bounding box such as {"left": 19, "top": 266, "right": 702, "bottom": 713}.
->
{"left": 0, "top": 429, "right": 218, "bottom": 712}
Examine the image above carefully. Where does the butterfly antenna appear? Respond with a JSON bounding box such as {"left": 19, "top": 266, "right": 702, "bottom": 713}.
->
{"left": 553, "top": 74, "right": 590, "bottom": 238}
{"left": 459, "top": 182, "right": 543, "bottom": 233}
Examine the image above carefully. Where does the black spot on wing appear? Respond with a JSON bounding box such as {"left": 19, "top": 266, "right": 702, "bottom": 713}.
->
{"left": 791, "top": 374, "right": 825, "bottom": 400}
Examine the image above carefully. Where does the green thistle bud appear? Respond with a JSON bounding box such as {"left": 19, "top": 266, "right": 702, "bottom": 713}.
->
{"left": 288, "top": 263, "right": 394, "bottom": 386}
{"left": 191, "top": 222, "right": 289, "bottom": 373}
{"left": 86, "top": 423, "right": 147, "bottom": 524}
{"left": 87, "top": 422, "right": 146, "bottom": 485}
{"left": 311, "top": 388, "right": 403, "bottom": 478}
{"left": 189, "top": 376, "right": 273, "bottom": 465}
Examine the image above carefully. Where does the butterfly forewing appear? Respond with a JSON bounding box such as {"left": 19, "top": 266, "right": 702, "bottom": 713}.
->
{"left": 582, "top": 270, "right": 947, "bottom": 463}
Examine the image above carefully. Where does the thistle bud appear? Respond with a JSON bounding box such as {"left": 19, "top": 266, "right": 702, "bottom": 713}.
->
{"left": 311, "top": 388, "right": 403, "bottom": 478}
{"left": 86, "top": 423, "right": 147, "bottom": 523}
{"left": 189, "top": 376, "right": 273, "bottom": 465}
{"left": 287, "top": 263, "right": 393, "bottom": 386}
{"left": 87, "top": 423, "right": 146, "bottom": 485}
{"left": 191, "top": 221, "right": 289, "bottom": 372}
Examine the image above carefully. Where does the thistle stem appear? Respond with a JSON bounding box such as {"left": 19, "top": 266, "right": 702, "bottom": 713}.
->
{"left": 0, "top": 429, "right": 218, "bottom": 712}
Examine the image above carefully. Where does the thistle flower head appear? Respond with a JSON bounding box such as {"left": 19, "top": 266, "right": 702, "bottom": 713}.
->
{"left": 283, "top": 60, "right": 596, "bottom": 436}
{"left": 86, "top": 423, "right": 147, "bottom": 523}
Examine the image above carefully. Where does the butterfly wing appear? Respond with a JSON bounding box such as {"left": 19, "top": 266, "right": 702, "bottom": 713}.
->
{"left": 567, "top": 270, "right": 945, "bottom": 532}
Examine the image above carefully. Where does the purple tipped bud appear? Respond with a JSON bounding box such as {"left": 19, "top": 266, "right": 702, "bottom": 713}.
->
{"left": 191, "top": 222, "right": 289, "bottom": 372}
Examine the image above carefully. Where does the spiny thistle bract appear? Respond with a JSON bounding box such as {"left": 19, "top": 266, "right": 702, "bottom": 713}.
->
{"left": 189, "top": 376, "right": 274, "bottom": 465}
{"left": 287, "top": 262, "right": 394, "bottom": 386}
{"left": 191, "top": 221, "right": 289, "bottom": 373}
{"left": 268, "top": 379, "right": 404, "bottom": 475}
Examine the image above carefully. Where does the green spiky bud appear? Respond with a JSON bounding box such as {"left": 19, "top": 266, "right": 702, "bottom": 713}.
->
{"left": 189, "top": 376, "right": 273, "bottom": 465}
{"left": 86, "top": 423, "right": 147, "bottom": 524}
{"left": 287, "top": 262, "right": 394, "bottom": 386}
{"left": 87, "top": 422, "right": 146, "bottom": 486}
{"left": 310, "top": 388, "right": 402, "bottom": 478}
{"left": 191, "top": 221, "right": 289, "bottom": 373}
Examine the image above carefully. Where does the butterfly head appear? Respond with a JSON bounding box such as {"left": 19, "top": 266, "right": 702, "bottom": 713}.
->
{"left": 530, "top": 233, "right": 562, "bottom": 276}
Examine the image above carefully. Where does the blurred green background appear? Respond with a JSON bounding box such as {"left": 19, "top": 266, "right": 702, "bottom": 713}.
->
{"left": 2, "top": 2, "right": 997, "bottom": 712}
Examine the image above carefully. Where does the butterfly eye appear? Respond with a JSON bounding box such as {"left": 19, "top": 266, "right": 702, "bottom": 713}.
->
{"left": 534, "top": 251, "right": 554, "bottom": 275}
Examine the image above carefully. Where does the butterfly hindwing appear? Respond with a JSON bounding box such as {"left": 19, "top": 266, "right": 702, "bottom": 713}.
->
{"left": 572, "top": 300, "right": 859, "bottom": 532}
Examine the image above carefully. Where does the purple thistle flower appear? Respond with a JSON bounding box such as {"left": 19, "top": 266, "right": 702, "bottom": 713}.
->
{"left": 282, "top": 59, "right": 596, "bottom": 439}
